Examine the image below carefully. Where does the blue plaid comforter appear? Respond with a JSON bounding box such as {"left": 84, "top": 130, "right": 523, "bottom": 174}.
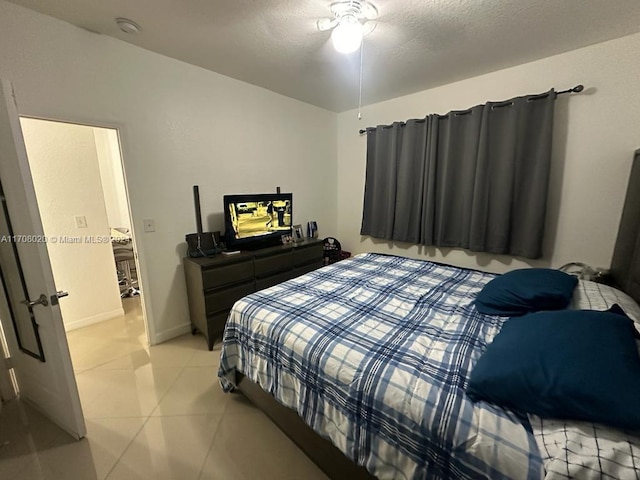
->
{"left": 218, "top": 253, "right": 544, "bottom": 479}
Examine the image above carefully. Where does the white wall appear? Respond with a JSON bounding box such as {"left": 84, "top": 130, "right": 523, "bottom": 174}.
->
{"left": 337, "top": 33, "right": 640, "bottom": 274}
{"left": 4, "top": 0, "right": 636, "bottom": 343}
{"left": 0, "top": 1, "right": 337, "bottom": 344}
{"left": 94, "top": 128, "right": 131, "bottom": 233}
{"left": 20, "top": 118, "right": 124, "bottom": 330}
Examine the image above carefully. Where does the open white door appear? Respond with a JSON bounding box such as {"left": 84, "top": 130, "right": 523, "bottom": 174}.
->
{"left": 0, "top": 79, "right": 85, "bottom": 439}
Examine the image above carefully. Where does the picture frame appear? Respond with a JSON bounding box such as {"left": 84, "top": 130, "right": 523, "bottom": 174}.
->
{"left": 307, "top": 221, "right": 318, "bottom": 239}
{"left": 293, "top": 224, "right": 304, "bottom": 242}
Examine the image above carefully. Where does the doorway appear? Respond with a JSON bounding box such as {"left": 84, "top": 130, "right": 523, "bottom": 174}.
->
{"left": 16, "top": 118, "right": 148, "bottom": 369}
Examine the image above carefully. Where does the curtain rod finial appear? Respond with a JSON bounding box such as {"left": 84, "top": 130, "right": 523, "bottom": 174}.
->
{"left": 572, "top": 85, "right": 584, "bottom": 93}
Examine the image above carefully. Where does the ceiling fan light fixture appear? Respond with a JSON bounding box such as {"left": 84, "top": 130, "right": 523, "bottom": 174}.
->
{"left": 331, "top": 16, "right": 363, "bottom": 54}
{"left": 319, "top": 0, "right": 377, "bottom": 54}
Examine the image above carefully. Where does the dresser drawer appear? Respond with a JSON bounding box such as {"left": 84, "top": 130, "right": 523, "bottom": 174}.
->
{"left": 293, "top": 261, "right": 323, "bottom": 278}
{"left": 254, "top": 252, "right": 292, "bottom": 278}
{"left": 256, "top": 270, "right": 294, "bottom": 291}
{"left": 293, "top": 243, "right": 324, "bottom": 267}
{"left": 205, "top": 281, "right": 255, "bottom": 315}
{"left": 202, "top": 259, "right": 253, "bottom": 289}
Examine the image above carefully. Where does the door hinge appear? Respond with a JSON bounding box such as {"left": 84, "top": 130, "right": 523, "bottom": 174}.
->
{"left": 3, "top": 356, "right": 13, "bottom": 370}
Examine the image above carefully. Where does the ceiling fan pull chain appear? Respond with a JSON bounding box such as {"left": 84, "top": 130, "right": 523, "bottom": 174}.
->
{"left": 358, "top": 37, "right": 364, "bottom": 120}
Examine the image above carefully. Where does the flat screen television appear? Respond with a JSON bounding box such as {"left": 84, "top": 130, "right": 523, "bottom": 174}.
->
{"left": 223, "top": 193, "right": 293, "bottom": 249}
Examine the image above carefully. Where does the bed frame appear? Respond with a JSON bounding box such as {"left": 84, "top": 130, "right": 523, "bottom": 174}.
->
{"left": 237, "top": 374, "right": 375, "bottom": 480}
{"left": 236, "top": 148, "right": 640, "bottom": 480}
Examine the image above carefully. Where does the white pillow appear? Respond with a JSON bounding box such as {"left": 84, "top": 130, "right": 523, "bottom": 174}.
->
{"left": 571, "top": 280, "right": 640, "bottom": 325}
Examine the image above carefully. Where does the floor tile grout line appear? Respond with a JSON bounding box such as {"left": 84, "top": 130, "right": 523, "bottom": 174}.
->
{"left": 146, "top": 361, "right": 189, "bottom": 418}
{"left": 72, "top": 346, "right": 150, "bottom": 374}
{"left": 62, "top": 296, "right": 232, "bottom": 479}
{"left": 102, "top": 414, "right": 151, "bottom": 480}
{"left": 195, "top": 409, "right": 226, "bottom": 480}
{"left": 194, "top": 371, "right": 254, "bottom": 479}
{"left": 68, "top": 296, "right": 160, "bottom": 479}
{"left": 147, "top": 364, "right": 224, "bottom": 418}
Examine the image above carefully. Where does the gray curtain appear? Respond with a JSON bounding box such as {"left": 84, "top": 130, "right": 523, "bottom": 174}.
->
{"left": 361, "top": 89, "right": 556, "bottom": 259}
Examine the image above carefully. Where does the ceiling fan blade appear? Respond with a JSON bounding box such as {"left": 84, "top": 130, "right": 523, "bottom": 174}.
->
{"left": 361, "top": 2, "right": 379, "bottom": 21}
{"left": 317, "top": 18, "right": 338, "bottom": 32}
{"left": 363, "top": 21, "right": 377, "bottom": 36}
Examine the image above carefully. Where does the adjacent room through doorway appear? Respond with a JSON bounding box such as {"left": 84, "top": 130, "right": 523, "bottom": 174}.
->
{"left": 17, "top": 118, "right": 148, "bottom": 371}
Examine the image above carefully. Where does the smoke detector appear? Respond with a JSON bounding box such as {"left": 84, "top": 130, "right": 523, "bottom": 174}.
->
{"left": 115, "top": 18, "right": 141, "bottom": 34}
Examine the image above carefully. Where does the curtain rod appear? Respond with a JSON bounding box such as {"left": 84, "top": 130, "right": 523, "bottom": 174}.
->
{"left": 358, "top": 84, "right": 585, "bottom": 135}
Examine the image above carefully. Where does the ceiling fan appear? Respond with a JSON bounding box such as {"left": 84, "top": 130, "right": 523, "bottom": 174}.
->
{"left": 317, "top": 1, "right": 379, "bottom": 54}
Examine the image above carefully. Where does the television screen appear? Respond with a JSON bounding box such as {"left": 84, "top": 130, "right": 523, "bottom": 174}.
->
{"left": 224, "top": 193, "right": 293, "bottom": 248}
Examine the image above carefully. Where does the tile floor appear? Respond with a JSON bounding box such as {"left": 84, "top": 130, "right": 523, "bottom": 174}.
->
{"left": 0, "top": 296, "right": 329, "bottom": 480}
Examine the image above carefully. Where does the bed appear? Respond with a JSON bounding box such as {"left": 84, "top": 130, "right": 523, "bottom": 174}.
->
{"left": 218, "top": 149, "right": 640, "bottom": 480}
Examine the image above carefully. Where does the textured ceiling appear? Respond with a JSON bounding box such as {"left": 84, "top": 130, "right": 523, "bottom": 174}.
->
{"left": 6, "top": 0, "right": 640, "bottom": 112}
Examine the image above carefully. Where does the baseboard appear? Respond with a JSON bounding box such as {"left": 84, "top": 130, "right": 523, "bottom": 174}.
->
{"left": 151, "top": 322, "right": 191, "bottom": 345}
{"left": 64, "top": 307, "right": 124, "bottom": 332}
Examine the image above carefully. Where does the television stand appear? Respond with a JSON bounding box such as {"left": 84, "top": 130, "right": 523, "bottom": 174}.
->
{"left": 183, "top": 238, "right": 324, "bottom": 350}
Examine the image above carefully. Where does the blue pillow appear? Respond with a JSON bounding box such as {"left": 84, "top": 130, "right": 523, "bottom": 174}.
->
{"left": 475, "top": 268, "right": 578, "bottom": 316}
{"left": 466, "top": 310, "right": 640, "bottom": 431}
{"left": 607, "top": 303, "right": 640, "bottom": 339}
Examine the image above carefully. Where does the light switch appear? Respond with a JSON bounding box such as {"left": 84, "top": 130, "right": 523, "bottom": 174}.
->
{"left": 143, "top": 219, "right": 155, "bottom": 232}
{"left": 75, "top": 215, "right": 88, "bottom": 228}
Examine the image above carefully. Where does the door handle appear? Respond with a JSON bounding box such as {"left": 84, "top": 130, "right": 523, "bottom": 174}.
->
{"left": 50, "top": 290, "right": 69, "bottom": 306}
{"left": 20, "top": 293, "right": 49, "bottom": 308}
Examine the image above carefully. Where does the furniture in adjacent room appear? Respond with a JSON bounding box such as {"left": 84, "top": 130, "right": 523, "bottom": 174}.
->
{"left": 111, "top": 228, "right": 139, "bottom": 298}
{"left": 183, "top": 238, "right": 323, "bottom": 350}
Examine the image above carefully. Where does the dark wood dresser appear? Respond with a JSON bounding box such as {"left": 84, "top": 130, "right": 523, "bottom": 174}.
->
{"left": 183, "top": 239, "right": 324, "bottom": 350}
